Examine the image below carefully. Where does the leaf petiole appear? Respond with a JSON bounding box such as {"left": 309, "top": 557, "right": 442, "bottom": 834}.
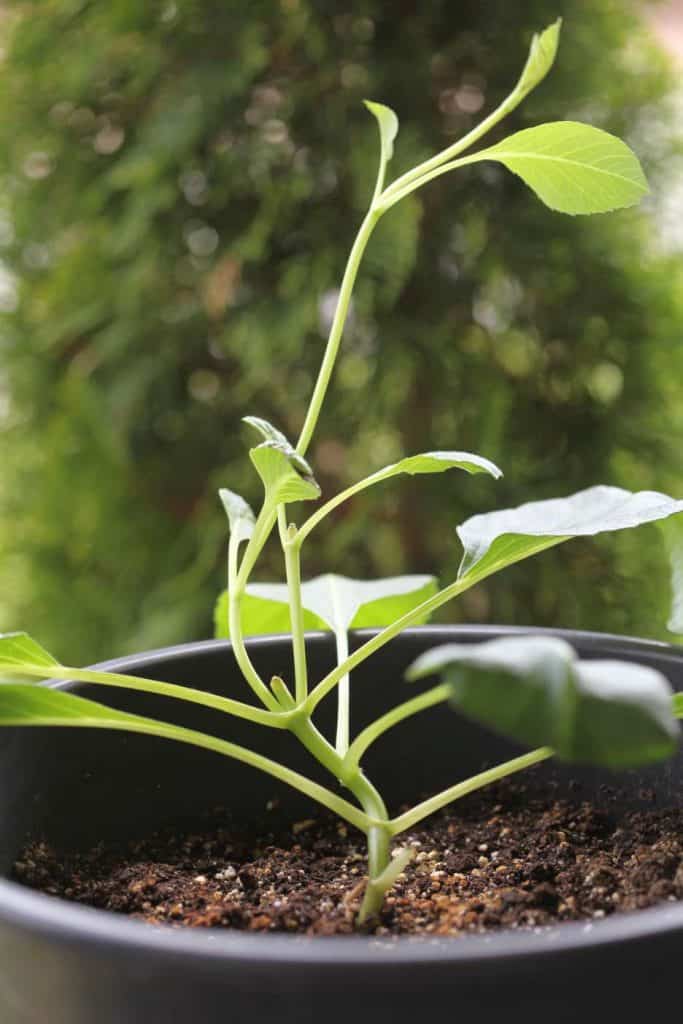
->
{"left": 389, "top": 747, "right": 554, "bottom": 835}
{"left": 343, "top": 683, "right": 451, "bottom": 773}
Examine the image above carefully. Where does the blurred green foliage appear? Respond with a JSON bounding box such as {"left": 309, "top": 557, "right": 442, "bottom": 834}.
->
{"left": 1, "top": 0, "right": 682, "bottom": 663}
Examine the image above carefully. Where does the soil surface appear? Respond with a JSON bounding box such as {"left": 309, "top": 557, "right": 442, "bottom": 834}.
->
{"left": 15, "top": 782, "right": 683, "bottom": 937}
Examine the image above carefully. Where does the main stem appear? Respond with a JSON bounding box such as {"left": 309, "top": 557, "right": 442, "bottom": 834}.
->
{"left": 296, "top": 207, "right": 382, "bottom": 457}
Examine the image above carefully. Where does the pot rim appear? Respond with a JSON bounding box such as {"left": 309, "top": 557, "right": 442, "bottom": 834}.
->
{"left": 1, "top": 624, "right": 681, "bottom": 968}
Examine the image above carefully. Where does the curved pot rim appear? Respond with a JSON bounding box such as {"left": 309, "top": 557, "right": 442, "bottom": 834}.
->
{"left": 1, "top": 624, "right": 681, "bottom": 968}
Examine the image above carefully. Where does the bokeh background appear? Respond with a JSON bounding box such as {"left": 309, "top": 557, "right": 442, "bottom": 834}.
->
{"left": 1, "top": 0, "right": 682, "bottom": 664}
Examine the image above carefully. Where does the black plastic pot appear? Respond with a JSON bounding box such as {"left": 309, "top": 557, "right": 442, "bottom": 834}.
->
{"left": 0, "top": 625, "right": 681, "bottom": 1023}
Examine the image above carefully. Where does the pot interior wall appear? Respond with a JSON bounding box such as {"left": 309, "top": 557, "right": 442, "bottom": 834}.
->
{"left": 0, "top": 628, "right": 681, "bottom": 872}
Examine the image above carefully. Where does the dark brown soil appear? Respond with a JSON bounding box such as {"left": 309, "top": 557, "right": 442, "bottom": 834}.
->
{"left": 14, "top": 782, "right": 683, "bottom": 937}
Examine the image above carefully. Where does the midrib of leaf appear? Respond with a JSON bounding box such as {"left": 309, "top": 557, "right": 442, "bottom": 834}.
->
{"left": 485, "top": 150, "right": 646, "bottom": 190}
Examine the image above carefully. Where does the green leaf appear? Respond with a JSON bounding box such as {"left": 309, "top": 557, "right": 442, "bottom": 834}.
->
{"left": 457, "top": 486, "right": 683, "bottom": 582}
{"left": 0, "top": 682, "right": 147, "bottom": 727}
{"left": 364, "top": 100, "right": 399, "bottom": 171}
{"left": 244, "top": 415, "right": 320, "bottom": 505}
{"left": 478, "top": 122, "right": 649, "bottom": 215}
{"left": 218, "top": 488, "right": 255, "bottom": 545}
{"left": 515, "top": 19, "right": 562, "bottom": 100}
{"left": 243, "top": 416, "right": 313, "bottom": 478}
{"left": 213, "top": 589, "right": 326, "bottom": 639}
{"left": 242, "top": 415, "right": 290, "bottom": 447}
{"left": 248, "top": 574, "right": 437, "bottom": 635}
{"left": 360, "top": 451, "right": 502, "bottom": 489}
{"left": 0, "top": 632, "right": 59, "bottom": 680}
{"left": 674, "top": 693, "right": 683, "bottom": 719}
{"left": 408, "top": 635, "right": 680, "bottom": 768}
{"left": 250, "top": 443, "right": 321, "bottom": 505}
{"left": 300, "top": 450, "right": 501, "bottom": 542}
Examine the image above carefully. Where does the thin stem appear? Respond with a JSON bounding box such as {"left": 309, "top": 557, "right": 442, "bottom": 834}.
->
{"left": 282, "top": 525, "right": 309, "bottom": 704}
{"left": 235, "top": 504, "right": 278, "bottom": 594}
{"left": 389, "top": 747, "right": 554, "bottom": 836}
{"left": 344, "top": 683, "right": 451, "bottom": 773}
{"left": 334, "top": 629, "right": 350, "bottom": 756}
{"left": 296, "top": 470, "right": 389, "bottom": 546}
{"left": 380, "top": 82, "right": 525, "bottom": 204}
{"left": 27, "top": 713, "right": 373, "bottom": 833}
{"left": 16, "top": 664, "right": 289, "bottom": 729}
{"left": 304, "top": 573, "right": 481, "bottom": 715}
{"left": 296, "top": 207, "right": 382, "bottom": 457}
{"left": 228, "top": 532, "right": 280, "bottom": 713}
{"left": 378, "top": 152, "right": 487, "bottom": 212}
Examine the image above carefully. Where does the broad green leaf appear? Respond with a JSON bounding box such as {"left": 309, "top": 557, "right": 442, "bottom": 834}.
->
{"left": 515, "top": 19, "right": 562, "bottom": 100}
{"left": 250, "top": 443, "right": 321, "bottom": 505}
{"left": 457, "top": 485, "right": 683, "bottom": 582}
{"left": 0, "top": 632, "right": 59, "bottom": 680}
{"left": 364, "top": 100, "right": 399, "bottom": 172}
{"left": 478, "top": 122, "right": 648, "bottom": 215}
{"left": 218, "top": 488, "right": 255, "bottom": 545}
{"left": 248, "top": 574, "right": 437, "bottom": 635}
{"left": 660, "top": 517, "right": 683, "bottom": 633}
{"left": 0, "top": 682, "right": 150, "bottom": 727}
{"left": 408, "top": 635, "right": 680, "bottom": 768}
{"left": 360, "top": 451, "right": 502, "bottom": 489}
{"left": 213, "top": 589, "right": 326, "bottom": 639}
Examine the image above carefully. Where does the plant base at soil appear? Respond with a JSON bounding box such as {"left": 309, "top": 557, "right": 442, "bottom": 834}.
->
{"left": 15, "top": 782, "right": 683, "bottom": 937}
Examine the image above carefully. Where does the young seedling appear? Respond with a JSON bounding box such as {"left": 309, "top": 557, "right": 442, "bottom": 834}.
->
{"left": 2, "top": 20, "right": 682, "bottom": 925}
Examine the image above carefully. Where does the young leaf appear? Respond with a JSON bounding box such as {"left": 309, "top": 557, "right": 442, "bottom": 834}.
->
{"left": 218, "top": 488, "right": 255, "bottom": 545}
{"left": 408, "top": 636, "right": 680, "bottom": 768}
{"left": 0, "top": 632, "right": 60, "bottom": 680}
{"left": 360, "top": 451, "right": 502, "bottom": 488}
{"left": 457, "top": 486, "right": 683, "bottom": 581}
{"left": 250, "top": 443, "right": 321, "bottom": 506}
{"left": 213, "top": 589, "right": 326, "bottom": 639}
{"left": 477, "top": 122, "right": 648, "bottom": 215}
{"left": 242, "top": 415, "right": 290, "bottom": 447}
{"left": 515, "top": 19, "right": 562, "bottom": 100}
{"left": 243, "top": 416, "right": 313, "bottom": 478}
{"left": 299, "top": 450, "right": 501, "bottom": 542}
{"left": 364, "top": 100, "right": 399, "bottom": 178}
{"left": 244, "top": 415, "right": 320, "bottom": 506}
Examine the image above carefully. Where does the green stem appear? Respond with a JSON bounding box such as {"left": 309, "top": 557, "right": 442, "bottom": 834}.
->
{"left": 296, "top": 207, "right": 382, "bottom": 457}
{"left": 14, "top": 664, "right": 289, "bottom": 729}
{"left": 304, "top": 573, "right": 481, "bottom": 715}
{"left": 334, "top": 628, "right": 350, "bottom": 755}
{"left": 296, "top": 470, "right": 393, "bottom": 546}
{"left": 282, "top": 524, "right": 309, "bottom": 704}
{"left": 389, "top": 747, "right": 554, "bottom": 835}
{"left": 28, "top": 712, "right": 373, "bottom": 833}
{"left": 228, "top": 532, "right": 280, "bottom": 712}
{"left": 380, "top": 82, "right": 525, "bottom": 204}
{"left": 358, "top": 845, "right": 414, "bottom": 925}
{"left": 378, "top": 152, "right": 488, "bottom": 212}
{"left": 344, "top": 683, "right": 451, "bottom": 773}
{"left": 234, "top": 504, "right": 278, "bottom": 594}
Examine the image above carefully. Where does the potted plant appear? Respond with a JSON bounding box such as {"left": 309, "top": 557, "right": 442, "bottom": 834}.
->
{"left": 0, "top": 19, "right": 681, "bottom": 1024}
